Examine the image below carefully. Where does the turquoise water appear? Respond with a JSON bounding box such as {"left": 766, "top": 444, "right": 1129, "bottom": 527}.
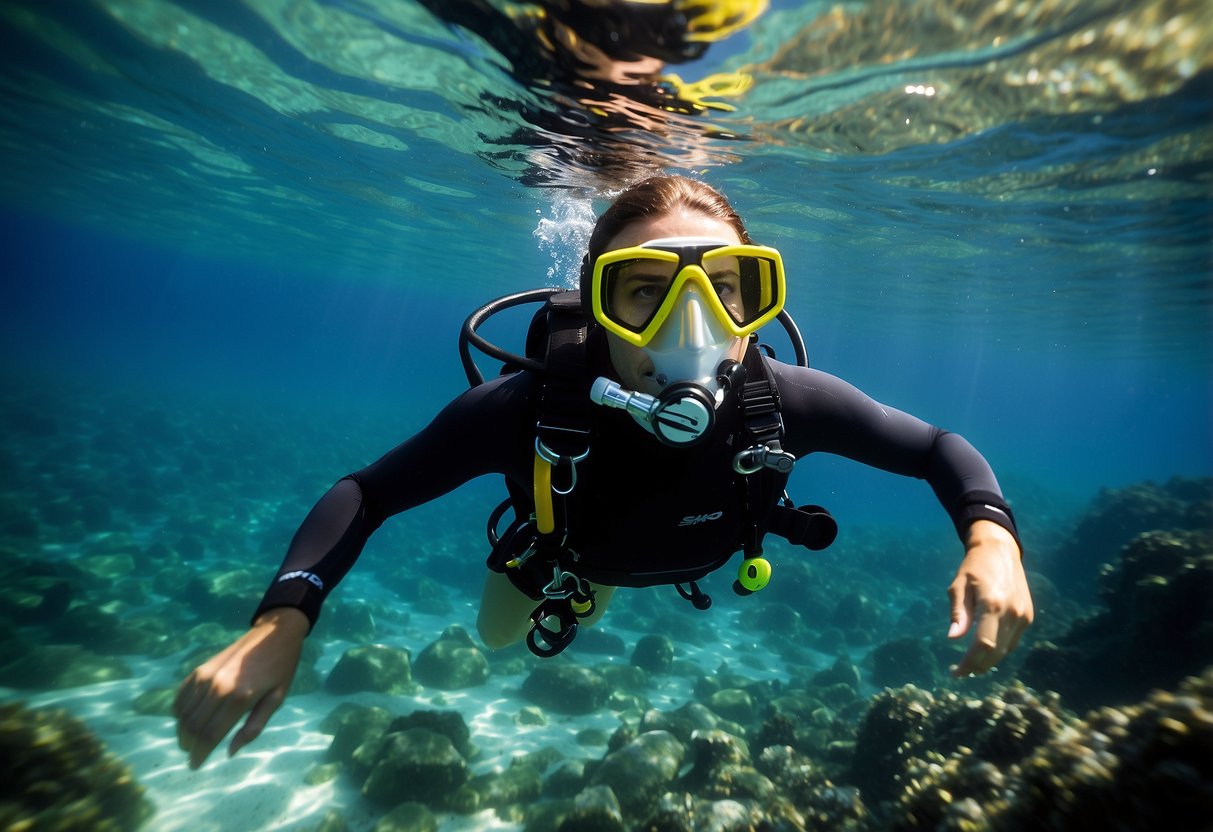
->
{"left": 1, "top": 1, "right": 1211, "bottom": 830}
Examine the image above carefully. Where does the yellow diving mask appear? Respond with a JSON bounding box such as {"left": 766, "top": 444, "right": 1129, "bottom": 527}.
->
{"left": 587, "top": 237, "right": 786, "bottom": 447}
{"left": 590, "top": 238, "right": 784, "bottom": 347}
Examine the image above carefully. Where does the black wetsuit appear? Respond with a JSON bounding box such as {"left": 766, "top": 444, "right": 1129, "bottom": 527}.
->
{"left": 253, "top": 359, "right": 1018, "bottom": 629}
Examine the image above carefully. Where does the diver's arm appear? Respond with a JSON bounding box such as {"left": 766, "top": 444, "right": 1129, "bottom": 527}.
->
{"left": 772, "top": 362, "right": 1032, "bottom": 675}
{"left": 176, "top": 373, "right": 535, "bottom": 768}
{"left": 251, "top": 371, "right": 536, "bottom": 629}
{"left": 771, "top": 363, "right": 1020, "bottom": 543}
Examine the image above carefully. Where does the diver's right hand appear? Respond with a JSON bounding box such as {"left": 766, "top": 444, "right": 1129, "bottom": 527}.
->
{"left": 174, "top": 606, "right": 308, "bottom": 769}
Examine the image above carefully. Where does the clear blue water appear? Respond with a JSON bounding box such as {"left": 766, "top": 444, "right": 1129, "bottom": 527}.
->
{"left": 1, "top": 0, "right": 1211, "bottom": 828}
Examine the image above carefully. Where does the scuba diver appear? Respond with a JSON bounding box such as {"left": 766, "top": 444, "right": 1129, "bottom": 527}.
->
{"left": 175, "top": 175, "right": 1033, "bottom": 769}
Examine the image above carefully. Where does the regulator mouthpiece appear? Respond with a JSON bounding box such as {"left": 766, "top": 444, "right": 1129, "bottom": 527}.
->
{"left": 590, "top": 377, "right": 714, "bottom": 447}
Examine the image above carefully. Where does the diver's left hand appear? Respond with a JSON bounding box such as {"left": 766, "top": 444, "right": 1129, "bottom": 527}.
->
{"left": 947, "top": 519, "right": 1033, "bottom": 676}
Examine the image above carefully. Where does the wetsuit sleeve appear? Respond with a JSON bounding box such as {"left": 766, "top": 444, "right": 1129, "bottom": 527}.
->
{"left": 771, "top": 362, "right": 1021, "bottom": 550}
{"left": 251, "top": 372, "right": 536, "bottom": 630}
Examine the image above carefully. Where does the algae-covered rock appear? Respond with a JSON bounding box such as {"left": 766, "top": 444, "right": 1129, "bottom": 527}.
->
{"left": 517, "top": 705, "right": 547, "bottom": 726}
{"left": 589, "top": 730, "right": 685, "bottom": 818}
{"left": 0, "top": 644, "right": 132, "bottom": 689}
{"left": 880, "top": 668, "right": 1213, "bottom": 832}
{"left": 185, "top": 567, "right": 263, "bottom": 628}
{"left": 0, "top": 701, "right": 154, "bottom": 831}
{"left": 324, "top": 704, "right": 395, "bottom": 763}
{"left": 1049, "top": 477, "right": 1212, "bottom": 593}
{"left": 386, "top": 710, "right": 474, "bottom": 759}
{"left": 679, "top": 728, "right": 774, "bottom": 802}
{"left": 521, "top": 663, "right": 611, "bottom": 715}
{"left": 9, "top": 574, "right": 73, "bottom": 624}
{"left": 544, "top": 757, "right": 590, "bottom": 798}
{"left": 870, "top": 636, "right": 940, "bottom": 689}
{"left": 639, "top": 701, "right": 721, "bottom": 743}
{"left": 412, "top": 626, "right": 490, "bottom": 690}
{"left": 133, "top": 687, "right": 177, "bottom": 717}
{"left": 361, "top": 728, "right": 469, "bottom": 807}
{"left": 373, "top": 801, "right": 437, "bottom": 832}
{"left": 1022, "top": 529, "right": 1213, "bottom": 711}
{"left": 559, "top": 784, "right": 625, "bottom": 832}
{"left": 997, "top": 667, "right": 1213, "bottom": 831}
{"left": 631, "top": 634, "right": 675, "bottom": 674}
{"left": 463, "top": 758, "right": 543, "bottom": 810}
{"left": 320, "top": 600, "right": 377, "bottom": 643}
{"left": 326, "top": 644, "right": 413, "bottom": 695}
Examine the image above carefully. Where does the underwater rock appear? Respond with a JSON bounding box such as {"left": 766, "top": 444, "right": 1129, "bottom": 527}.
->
{"left": 412, "top": 626, "right": 490, "bottom": 690}
{"left": 387, "top": 710, "right": 475, "bottom": 760}
{"left": 320, "top": 600, "right": 377, "bottom": 643}
{"left": 878, "top": 668, "right": 1213, "bottom": 831}
{"left": 631, "top": 634, "right": 676, "bottom": 674}
{"left": 133, "top": 687, "right": 177, "bottom": 717}
{"left": 831, "top": 590, "right": 888, "bottom": 634}
{"left": 589, "top": 730, "right": 686, "bottom": 818}
{"left": 741, "top": 600, "right": 805, "bottom": 635}
{"left": 754, "top": 713, "right": 799, "bottom": 753}
{"left": 304, "top": 762, "right": 341, "bottom": 785}
{"left": 640, "top": 701, "right": 722, "bottom": 744}
{"left": 326, "top": 644, "right": 414, "bottom": 695}
{"left": 996, "top": 667, "right": 1213, "bottom": 831}
{"left": 559, "top": 784, "right": 625, "bottom": 832}
{"left": 1022, "top": 529, "right": 1213, "bottom": 711}
{"left": 809, "top": 656, "right": 862, "bottom": 694}
{"left": 521, "top": 663, "right": 611, "bottom": 715}
{"left": 9, "top": 573, "right": 73, "bottom": 625}
{"left": 184, "top": 567, "right": 264, "bottom": 629}
{"left": 600, "top": 663, "right": 650, "bottom": 697}
{"left": 0, "top": 505, "right": 41, "bottom": 539}
{"left": 517, "top": 705, "right": 547, "bottom": 726}
{"left": 307, "top": 809, "right": 349, "bottom": 832}
{"left": 757, "top": 744, "right": 870, "bottom": 830}
{"left": 54, "top": 605, "right": 172, "bottom": 656}
{"left": 1049, "top": 476, "right": 1212, "bottom": 593}
{"left": 464, "top": 758, "right": 543, "bottom": 810}
{"left": 0, "top": 643, "right": 132, "bottom": 689}
{"left": 851, "top": 681, "right": 1072, "bottom": 810}
{"left": 706, "top": 688, "right": 755, "bottom": 724}
{"left": 324, "top": 704, "right": 395, "bottom": 764}
{"left": 361, "top": 728, "right": 469, "bottom": 808}
{"left": 576, "top": 727, "right": 611, "bottom": 747}
{"left": 372, "top": 801, "right": 437, "bottom": 832}
{"left": 679, "top": 729, "right": 775, "bottom": 803}
{"left": 544, "top": 758, "right": 591, "bottom": 798}
{"left": 0, "top": 701, "right": 154, "bottom": 831}
{"left": 870, "top": 636, "right": 941, "bottom": 689}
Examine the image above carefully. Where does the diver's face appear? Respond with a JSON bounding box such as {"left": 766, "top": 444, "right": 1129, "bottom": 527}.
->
{"left": 601, "top": 211, "right": 747, "bottom": 395}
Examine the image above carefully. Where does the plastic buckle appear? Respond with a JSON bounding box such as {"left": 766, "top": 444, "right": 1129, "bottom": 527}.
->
{"left": 526, "top": 597, "right": 579, "bottom": 658}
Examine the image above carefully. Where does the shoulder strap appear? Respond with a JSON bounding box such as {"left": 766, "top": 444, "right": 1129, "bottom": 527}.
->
{"left": 738, "top": 346, "right": 784, "bottom": 449}
{"left": 535, "top": 290, "right": 594, "bottom": 460}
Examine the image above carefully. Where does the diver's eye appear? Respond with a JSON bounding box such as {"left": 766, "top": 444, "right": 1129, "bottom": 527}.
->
{"left": 710, "top": 272, "right": 741, "bottom": 297}
{"left": 632, "top": 283, "right": 665, "bottom": 301}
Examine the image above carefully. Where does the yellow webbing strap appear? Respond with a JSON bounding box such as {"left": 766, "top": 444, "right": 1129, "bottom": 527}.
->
{"left": 533, "top": 453, "right": 556, "bottom": 535}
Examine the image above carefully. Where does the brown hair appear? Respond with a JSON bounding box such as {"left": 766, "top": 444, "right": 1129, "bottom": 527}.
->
{"left": 586, "top": 175, "right": 752, "bottom": 265}
{"left": 580, "top": 176, "right": 753, "bottom": 305}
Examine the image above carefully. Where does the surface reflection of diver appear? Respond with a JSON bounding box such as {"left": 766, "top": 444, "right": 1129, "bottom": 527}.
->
{"left": 462, "top": 236, "right": 835, "bottom": 656}
{"left": 415, "top": 0, "right": 766, "bottom": 182}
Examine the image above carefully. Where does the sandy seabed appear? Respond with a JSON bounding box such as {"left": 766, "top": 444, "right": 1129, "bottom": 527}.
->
{"left": 6, "top": 576, "right": 812, "bottom": 832}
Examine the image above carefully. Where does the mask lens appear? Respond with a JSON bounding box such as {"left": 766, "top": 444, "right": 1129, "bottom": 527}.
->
{"left": 702, "top": 251, "right": 781, "bottom": 327}
{"left": 601, "top": 257, "right": 679, "bottom": 332}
